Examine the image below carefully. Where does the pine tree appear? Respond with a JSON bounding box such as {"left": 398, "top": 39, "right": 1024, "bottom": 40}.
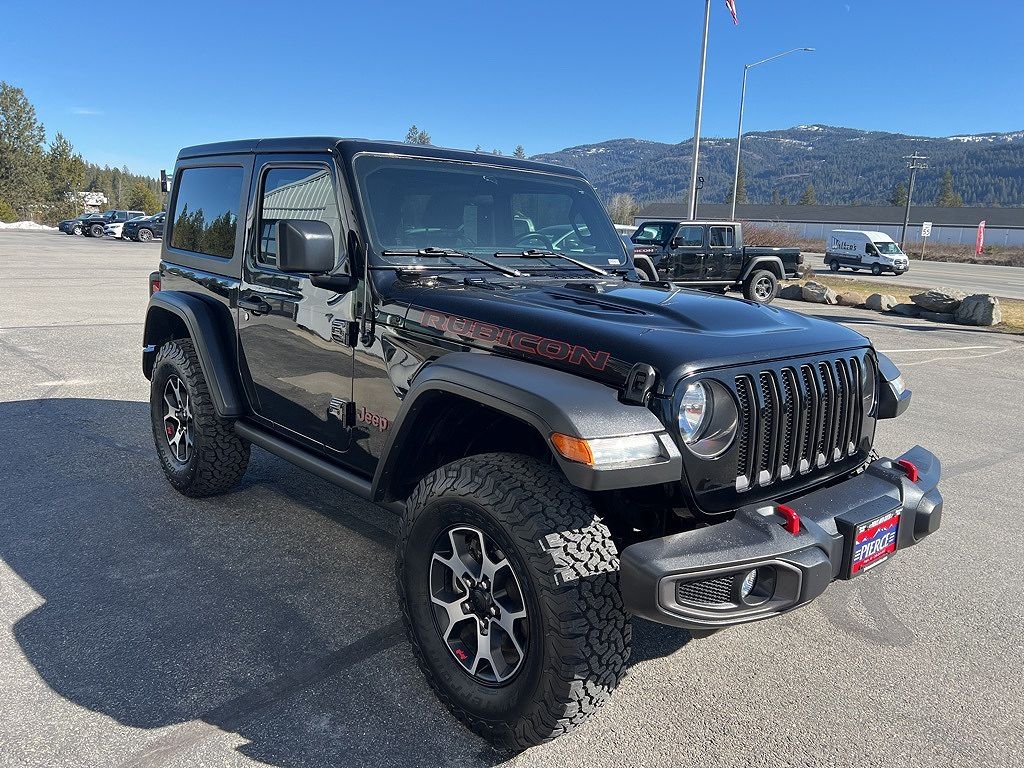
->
{"left": 935, "top": 170, "right": 963, "bottom": 207}
{"left": 890, "top": 181, "right": 908, "bottom": 207}
{"left": 798, "top": 183, "right": 817, "bottom": 205}
{"left": 727, "top": 162, "right": 747, "bottom": 204}
{"left": 514, "top": 145, "right": 526, "bottom": 159}
{"left": 771, "top": 189, "right": 782, "bottom": 205}
{"left": 405, "top": 125, "right": 431, "bottom": 145}
{"left": 125, "top": 180, "right": 160, "bottom": 214}
{"left": 0, "top": 81, "right": 47, "bottom": 218}
{"left": 45, "top": 132, "right": 85, "bottom": 220}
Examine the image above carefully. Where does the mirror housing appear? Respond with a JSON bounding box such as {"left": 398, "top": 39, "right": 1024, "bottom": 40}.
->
{"left": 277, "top": 220, "right": 336, "bottom": 275}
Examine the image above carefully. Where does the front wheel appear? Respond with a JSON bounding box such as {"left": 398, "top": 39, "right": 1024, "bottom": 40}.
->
{"left": 150, "top": 338, "right": 250, "bottom": 496}
{"left": 73, "top": 225, "right": 82, "bottom": 235}
{"left": 89, "top": 223, "right": 104, "bottom": 238}
{"left": 138, "top": 228, "right": 154, "bottom": 243}
{"left": 397, "top": 454, "right": 630, "bottom": 751}
{"left": 743, "top": 269, "right": 779, "bottom": 304}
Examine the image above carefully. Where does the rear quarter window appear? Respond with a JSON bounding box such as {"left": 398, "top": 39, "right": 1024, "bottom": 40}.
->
{"left": 169, "top": 166, "right": 244, "bottom": 258}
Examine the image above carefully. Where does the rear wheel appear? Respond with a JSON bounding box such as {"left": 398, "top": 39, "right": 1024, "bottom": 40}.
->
{"left": 743, "top": 269, "right": 779, "bottom": 304}
{"left": 150, "top": 338, "right": 250, "bottom": 496}
{"left": 90, "top": 223, "right": 104, "bottom": 238}
{"left": 138, "top": 228, "right": 154, "bottom": 243}
{"left": 829, "top": 259, "right": 840, "bottom": 272}
{"left": 871, "top": 263, "right": 882, "bottom": 276}
{"left": 397, "top": 453, "right": 630, "bottom": 751}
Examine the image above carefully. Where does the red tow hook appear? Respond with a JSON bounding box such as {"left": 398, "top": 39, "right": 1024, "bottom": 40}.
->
{"left": 776, "top": 504, "right": 801, "bottom": 535}
{"left": 896, "top": 459, "right": 919, "bottom": 483}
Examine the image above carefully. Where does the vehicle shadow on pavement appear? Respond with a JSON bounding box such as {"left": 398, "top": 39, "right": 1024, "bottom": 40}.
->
{"left": 2, "top": 398, "right": 689, "bottom": 767}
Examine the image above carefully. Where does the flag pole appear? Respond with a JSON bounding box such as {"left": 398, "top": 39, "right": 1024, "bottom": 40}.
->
{"left": 687, "top": 0, "right": 712, "bottom": 221}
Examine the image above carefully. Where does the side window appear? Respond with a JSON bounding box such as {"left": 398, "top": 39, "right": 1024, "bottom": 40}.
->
{"left": 674, "top": 225, "right": 704, "bottom": 247}
{"left": 170, "top": 166, "right": 243, "bottom": 259}
{"left": 256, "top": 166, "right": 339, "bottom": 269}
{"left": 865, "top": 243, "right": 872, "bottom": 254}
{"left": 709, "top": 226, "right": 735, "bottom": 247}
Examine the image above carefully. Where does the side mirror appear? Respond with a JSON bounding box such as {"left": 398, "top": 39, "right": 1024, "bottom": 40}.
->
{"left": 277, "top": 220, "right": 336, "bottom": 274}
{"left": 670, "top": 237, "right": 683, "bottom": 248}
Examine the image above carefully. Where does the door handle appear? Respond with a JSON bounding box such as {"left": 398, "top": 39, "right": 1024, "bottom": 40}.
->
{"left": 238, "top": 295, "right": 272, "bottom": 315}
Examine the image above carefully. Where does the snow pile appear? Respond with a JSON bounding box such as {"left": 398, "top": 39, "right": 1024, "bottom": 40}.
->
{"left": 0, "top": 221, "right": 57, "bottom": 231}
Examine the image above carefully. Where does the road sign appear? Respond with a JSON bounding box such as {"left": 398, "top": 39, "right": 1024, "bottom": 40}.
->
{"left": 921, "top": 221, "right": 932, "bottom": 238}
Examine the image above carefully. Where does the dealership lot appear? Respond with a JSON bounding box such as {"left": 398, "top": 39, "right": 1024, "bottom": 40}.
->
{"left": 1, "top": 230, "right": 1022, "bottom": 768}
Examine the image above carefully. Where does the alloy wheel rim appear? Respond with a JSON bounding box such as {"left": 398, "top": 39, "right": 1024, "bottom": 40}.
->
{"left": 428, "top": 525, "right": 529, "bottom": 685}
{"left": 754, "top": 277, "right": 773, "bottom": 300}
{"left": 162, "top": 375, "right": 194, "bottom": 463}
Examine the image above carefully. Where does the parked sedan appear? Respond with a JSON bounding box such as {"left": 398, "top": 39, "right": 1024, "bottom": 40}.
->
{"left": 58, "top": 213, "right": 93, "bottom": 235}
{"left": 104, "top": 215, "right": 149, "bottom": 239}
{"left": 123, "top": 211, "right": 166, "bottom": 242}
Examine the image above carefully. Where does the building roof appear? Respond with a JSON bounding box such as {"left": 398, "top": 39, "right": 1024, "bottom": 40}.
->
{"left": 636, "top": 203, "right": 1024, "bottom": 229}
{"left": 176, "top": 137, "right": 585, "bottom": 179}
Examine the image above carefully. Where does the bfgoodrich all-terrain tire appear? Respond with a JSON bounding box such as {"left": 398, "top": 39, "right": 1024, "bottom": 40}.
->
{"left": 397, "top": 453, "right": 630, "bottom": 751}
{"left": 150, "top": 338, "right": 250, "bottom": 497}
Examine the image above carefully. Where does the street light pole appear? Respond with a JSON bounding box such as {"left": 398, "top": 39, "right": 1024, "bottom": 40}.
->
{"left": 686, "top": 0, "right": 711, "bottom": 221}
{"left": 900, "top": 152, "right": 928, "bottom": 249}
{"left": 730, "top": 48, "right": 814, "bottom": 220}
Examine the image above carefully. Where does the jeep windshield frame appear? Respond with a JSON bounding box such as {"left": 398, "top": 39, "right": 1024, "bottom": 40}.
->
{"left": 352, "top": 153, "right": 628, "bottom": 272}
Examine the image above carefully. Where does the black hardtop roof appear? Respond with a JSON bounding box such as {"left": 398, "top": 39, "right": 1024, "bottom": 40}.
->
{"left": 176, "top": 137, "right": 586, "bottom": 179}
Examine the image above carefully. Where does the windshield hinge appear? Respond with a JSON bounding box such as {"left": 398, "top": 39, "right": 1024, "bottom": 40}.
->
{"left": 621, "top": 363, "right": 657, "bottom": 405}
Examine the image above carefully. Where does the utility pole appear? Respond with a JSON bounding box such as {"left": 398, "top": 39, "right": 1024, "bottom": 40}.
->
{"left": 686, "top": 0, "right": 711, "bottom": 220}
{"left": 900, "top": 152, "right": 928, "bottom": 249}
{"left": 730, "top": 48, "right": 814, "bottom": 220}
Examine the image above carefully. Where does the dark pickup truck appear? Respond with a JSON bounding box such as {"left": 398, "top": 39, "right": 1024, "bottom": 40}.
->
{"left": 143, "top": 138, "right": 941, "bottom": 751}
{"left": 630, "top": 220, "right": 802, "bottom": 303}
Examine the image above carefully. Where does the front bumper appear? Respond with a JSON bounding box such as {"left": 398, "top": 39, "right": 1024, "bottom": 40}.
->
{"left": 620, "top": 446, "right": 941, "bottom": 629}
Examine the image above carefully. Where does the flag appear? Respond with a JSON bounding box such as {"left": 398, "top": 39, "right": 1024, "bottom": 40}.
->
{"left": 725, "top": 0, "right": 739, "bottom": 25}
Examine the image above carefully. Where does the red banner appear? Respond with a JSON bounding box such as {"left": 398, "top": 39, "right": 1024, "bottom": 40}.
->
{"left": 725, "top": 0, "right": 739, "bottom": 25}
{"left": 976, "top": 220, "right": 986, "bottom": 255}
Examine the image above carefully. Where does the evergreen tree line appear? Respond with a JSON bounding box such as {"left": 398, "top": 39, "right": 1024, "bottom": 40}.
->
{"left": 0, "top": 81, "right": 161, "bottom": 224}
{"left": 405, "top": 124, "right": 526, "bottom": 159}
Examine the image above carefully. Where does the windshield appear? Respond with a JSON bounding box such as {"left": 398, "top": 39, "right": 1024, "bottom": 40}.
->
{"left": 354, "top": 155, "right": 626, "bottom": 270}
{"left": 631, "top": 222, "right": 676, "bottom": 245}
{"left": 873, "top": 241, "right": 904, "bottom": 255}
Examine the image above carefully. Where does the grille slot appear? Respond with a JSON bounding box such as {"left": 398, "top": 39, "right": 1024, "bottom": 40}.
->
{"left": 735, "top": 355, "right": 866, "bottom": 491}
{"left": 675, "top": 576, "right": 734, "bottom": 606}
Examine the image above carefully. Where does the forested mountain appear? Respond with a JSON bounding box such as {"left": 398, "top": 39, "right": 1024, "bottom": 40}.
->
{"left": 532, "top": 125, "right": 1024, "bottom": 208}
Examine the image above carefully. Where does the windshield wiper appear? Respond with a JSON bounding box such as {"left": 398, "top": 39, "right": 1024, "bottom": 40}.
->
{"left": 493, "top": 249, "right": 608, "bottom": 276}
{"left": 381, "top": 246, "right": 522, "bottom": 277}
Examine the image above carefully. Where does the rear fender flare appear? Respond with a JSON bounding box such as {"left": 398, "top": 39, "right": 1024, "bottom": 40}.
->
{"left": 143, "top": 291, "right": 243, "bottom": 418}
{"left": 371, "top": 352, "right": 682, "bottom": 501}
{"left": 740, "top": 256, "right": 785, "bottom": 282}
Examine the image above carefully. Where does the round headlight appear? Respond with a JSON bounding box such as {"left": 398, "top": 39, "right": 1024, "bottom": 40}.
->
{"left": 678, "top": 382, "right": 709, "bottom": 443}
{"left": 676, "top": 379, "right": 739, "bottom": 459}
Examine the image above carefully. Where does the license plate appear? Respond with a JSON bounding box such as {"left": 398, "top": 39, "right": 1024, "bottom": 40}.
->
{"left": 849, "top": 510, "right": 900, "bottom": 576}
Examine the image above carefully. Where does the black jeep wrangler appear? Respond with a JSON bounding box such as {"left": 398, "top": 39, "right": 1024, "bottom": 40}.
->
{"left": 143, "top": 138, "right": 942, "bottom": 751}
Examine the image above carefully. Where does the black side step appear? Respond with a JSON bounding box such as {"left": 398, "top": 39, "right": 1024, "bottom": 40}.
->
{"left": 233, "top": 421, "right": 404, "bottom": 515}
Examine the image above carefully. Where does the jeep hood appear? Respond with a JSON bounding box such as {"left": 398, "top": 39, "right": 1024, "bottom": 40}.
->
{"left": 395, "top": 277, "right": 869, "bottom": 394}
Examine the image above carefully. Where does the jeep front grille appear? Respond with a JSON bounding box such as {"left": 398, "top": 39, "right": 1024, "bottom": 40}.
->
{"left": 735, "top": 355, "right": 867, "bottom": 492}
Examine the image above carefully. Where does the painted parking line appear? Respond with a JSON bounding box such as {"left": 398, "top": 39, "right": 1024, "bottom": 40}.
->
{"left": 877, "top": 345, "right": 1000, "bottom": 353}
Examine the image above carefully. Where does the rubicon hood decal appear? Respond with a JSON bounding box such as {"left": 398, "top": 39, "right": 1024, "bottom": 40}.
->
{"left": 421, "top": 310, "right": 611, "bottom": 371}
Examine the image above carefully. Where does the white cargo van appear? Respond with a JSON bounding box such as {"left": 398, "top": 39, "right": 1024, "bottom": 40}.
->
{"left": 825, "top": 230, "right": 909, "bottom": 275}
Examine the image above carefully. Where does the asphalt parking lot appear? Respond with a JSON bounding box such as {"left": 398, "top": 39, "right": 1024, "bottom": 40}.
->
{"left": 1, "top": 229, "right": 1022, "bottom": 768}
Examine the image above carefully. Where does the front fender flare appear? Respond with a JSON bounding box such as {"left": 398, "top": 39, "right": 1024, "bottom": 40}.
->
{"left": 143, "top": 291, "right": 243, "bottom": 418}
{"left": 371, "top": 352, "right": 682, "bottom": 501}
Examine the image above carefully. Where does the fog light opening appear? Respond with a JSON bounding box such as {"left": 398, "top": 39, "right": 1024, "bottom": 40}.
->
{"left": 734, "top": 565, "right": 777, "bottom": 607}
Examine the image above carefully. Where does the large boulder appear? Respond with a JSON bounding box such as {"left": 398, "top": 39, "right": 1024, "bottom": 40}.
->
{"left": 837, "top": 291, "right": 867, "bottom": 307}
{"left": 865, "top": 293, "right": 897, "bottom": 311}
{"left": 919, "top": 310, "right": 955, "bottom": 323}
{"left": 910, "top": 289, "right": 965, "bottom": 313}
{"left": 954, "top": 294, "right": 1002, "bottom": 326}
{"left": 778, "top": 283, "right": 804, "bottom": 300}
{"left": 802, "top": 281, "right": 838, "bottom": 304}
{"left": 891, "top": 303, "right": 921, "bottom": 318}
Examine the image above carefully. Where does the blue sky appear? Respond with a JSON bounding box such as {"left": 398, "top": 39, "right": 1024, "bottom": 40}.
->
{"left": 4, "top": 1, "right": 1021, "bottom": 176}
